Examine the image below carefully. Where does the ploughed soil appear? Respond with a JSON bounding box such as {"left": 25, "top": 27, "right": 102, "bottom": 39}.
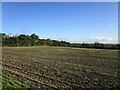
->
{"left": 2, "top": 46, "right": 119, "bottom": 89}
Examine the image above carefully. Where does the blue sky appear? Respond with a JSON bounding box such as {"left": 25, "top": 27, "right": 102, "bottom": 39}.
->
{"left": 2, "top": 2, "right": 118, "bottom": 43}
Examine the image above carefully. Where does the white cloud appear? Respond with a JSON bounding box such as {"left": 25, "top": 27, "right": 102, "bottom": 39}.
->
{"left": 91, "top": 36, "right": 118, "bottom": 43}
{"left": 50, "top": 36, "right": 118, "bottom": 44}
{"left": 50, "top": 37, "right": 84, "bottom": 43}
{"left": 91, "top": 36, "right": 115, "bottom": 42}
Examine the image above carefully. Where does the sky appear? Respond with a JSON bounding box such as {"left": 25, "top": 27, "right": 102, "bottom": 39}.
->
{"left": 2, "top": 2, "right": 118, "bottom": 43}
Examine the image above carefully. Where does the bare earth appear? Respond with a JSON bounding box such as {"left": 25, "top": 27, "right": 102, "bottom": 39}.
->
{"left": 2, "top": 46, "right": 119, "bottom": 89}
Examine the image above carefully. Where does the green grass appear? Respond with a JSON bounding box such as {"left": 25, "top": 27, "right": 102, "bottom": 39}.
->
{"left": 1, "top": 75, "right": 26, "bottom": 89}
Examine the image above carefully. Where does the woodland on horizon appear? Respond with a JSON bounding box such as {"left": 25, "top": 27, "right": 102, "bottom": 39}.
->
{"left": 0, "top": 33, "right": 119, "bottom": 49}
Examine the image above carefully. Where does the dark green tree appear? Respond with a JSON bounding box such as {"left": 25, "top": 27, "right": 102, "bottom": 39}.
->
{"left": 18, "top": 34, "right": 31, "bottom": 46}
{"left": 30, "top": 34, "right": 39, "bottom": 46}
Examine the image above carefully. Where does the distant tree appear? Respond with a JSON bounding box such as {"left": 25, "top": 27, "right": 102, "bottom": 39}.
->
{"left": 0, "top": 33, "right": 8, "bottom": 46}
{"left": 46, "top": 39, "right": 53, "bottom": 46}
{"left": 60, "top": 41, "right": 70, "bottom": 47}
{"left": 1, "top": 33, "right": 119, "bottom": 49}
{"left": 0, "top": 33, "right": 3, "bottom": 46}
{"left": 30, "top": 34, "right": 39, "bottom": 46}
{"left": 18, "top": 34, "right": 31, "bottom": 46}
{"left": 52, "top": 40, "right": 59, "bottom": 46}
{"left": 38, "top": 39, "right": 45, "bottom": 45}
{"left": 81, "top": 43, "right": 89, "bottom": 48}
{"left": 8, "top": 36, "right": 17, "bottom": 46}
{"left": 94, "top": 42, "right": 105, "bottom": 48}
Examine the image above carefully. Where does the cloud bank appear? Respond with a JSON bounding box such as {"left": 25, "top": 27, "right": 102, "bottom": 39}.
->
{"left": 50, "top": 36, "right": 118, "bottom": 44}
{"left": 89, "top": 36, "right": 117, "bottom": 43}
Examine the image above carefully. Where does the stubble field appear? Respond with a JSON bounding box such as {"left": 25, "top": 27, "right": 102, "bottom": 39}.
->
{"left": 2, "top": 46, "right": 119, "bottom": 89}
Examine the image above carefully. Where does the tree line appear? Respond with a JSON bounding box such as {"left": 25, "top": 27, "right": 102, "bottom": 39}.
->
{"left": 0, "top": 33, "right": 119, "bottom": 49}
{"left": 0, "top": 33, "right": 71, "bottom": 47}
